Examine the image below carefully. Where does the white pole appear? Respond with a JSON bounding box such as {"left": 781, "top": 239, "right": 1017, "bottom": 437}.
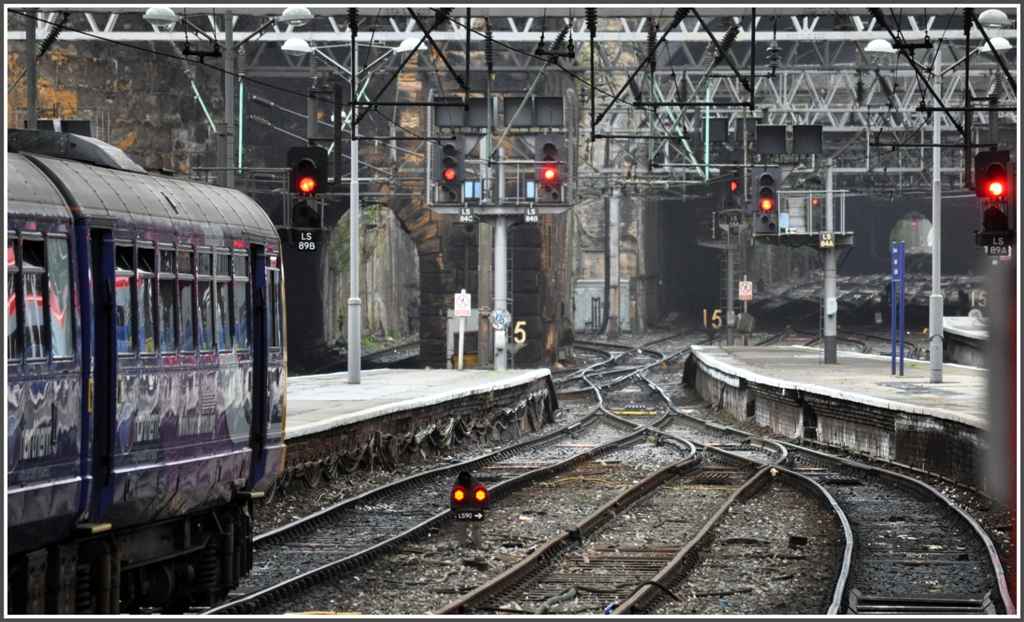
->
{"left": 458, "top": 316, "right": 466, "bottom": 370}
{"left": 347, "top": 31, "right": 361, "bottom": 384}
{"left": 929, "top": 49, "right": 944, "bottom": 383}
{"left": 457, "top": 289, "right": 467, "bottom": 370}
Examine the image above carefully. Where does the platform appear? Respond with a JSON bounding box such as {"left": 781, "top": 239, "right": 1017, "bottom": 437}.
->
{"left": 943, "top": 316, "right": 989, "bottom": 368}
{"left": 286, "top": 368, "right": 553, "bottom": 438}
{"left": 686, "top": 345, "right": 989, "bottom": 483}
{"left": 279, "top": 368, "right": 556, "bottom": 478}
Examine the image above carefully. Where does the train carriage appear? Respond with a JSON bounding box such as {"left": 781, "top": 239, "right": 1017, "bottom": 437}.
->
{"left": 6, "top": 129, "right": 286, "bottom": 614}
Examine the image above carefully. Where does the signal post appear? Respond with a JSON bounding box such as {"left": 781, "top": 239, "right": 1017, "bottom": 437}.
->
{"left": 425, "top": 93, "right": 575, "bottom": 370}
{"left": 751, "top": 158, "right": 853, "bottom": 364}
{"left": 450, "top": 471, "right": 489, "bottom": 548}
{"left": 973, "top": 150, "right": 1015, "bottom": 257}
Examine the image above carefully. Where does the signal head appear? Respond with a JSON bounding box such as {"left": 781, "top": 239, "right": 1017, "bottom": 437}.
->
{"left": 298, "top": 176, "right": 317, "bottom": 194}
{"left": 451, "top": 470, "right": 489, "bottom": 510}
{"left": 452, "top": 485, "right": 466, "bottom": 503}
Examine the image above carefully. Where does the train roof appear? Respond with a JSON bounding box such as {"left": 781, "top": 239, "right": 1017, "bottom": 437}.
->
{"left": 21, "top": 153, "right": 278, "bottom": 243}
{"left": 9, "top": 129, "right": 147, "bottom": 174}
{"left": 6, "top": 152, "right": 74, "bottom": 222}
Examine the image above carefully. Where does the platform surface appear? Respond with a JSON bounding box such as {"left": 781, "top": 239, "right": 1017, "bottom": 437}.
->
{"left": 943, "top": 316, "right": 989, "bottom": 340}
{"left": 285, "top": 368, "right": 551, "bottom": 438}
{"left": 691, "top": 345, "right": 988, "bottom": 429}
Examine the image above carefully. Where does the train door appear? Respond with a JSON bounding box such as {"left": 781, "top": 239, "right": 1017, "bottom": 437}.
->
{"left": 89, "top": 228, "right": 118, "bottom": 519}
{"left": 246, "top": 245, "right": 268, "bottom": 490}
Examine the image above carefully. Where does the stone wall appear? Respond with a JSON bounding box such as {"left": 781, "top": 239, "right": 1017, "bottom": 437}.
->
{"left": 279, "top": 377, "right": 555, "bottom": 489}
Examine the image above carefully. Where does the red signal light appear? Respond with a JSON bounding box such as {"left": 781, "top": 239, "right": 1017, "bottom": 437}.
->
{"left": 452, "top": 486, "right": 466, "bottom": 503}
{"left": 730, "top": 180, "right": 739, "bottom": 192}
{"left": 298, "top": 176, "right": 317, "bottom": 194}
{"left": 988, "top": 181, "right": 1005, "bottom": 198}
{"left": 542, "top": 166, "right": 558, "bottom": 182}
{"left": 759, "top": 198, "right": 774, "bottom": 212}
{"left": 473, "top": 486, "right": 488, "bottom": 503}
{"left": 444, "top": 168, "right": 457, "bottom": 182}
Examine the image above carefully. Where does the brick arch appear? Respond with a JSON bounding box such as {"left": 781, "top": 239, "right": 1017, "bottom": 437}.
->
{"left": 388, "top": 196, "right": 459, "bottom": 367}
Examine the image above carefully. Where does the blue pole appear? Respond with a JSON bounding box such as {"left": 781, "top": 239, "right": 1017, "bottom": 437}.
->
{"left": 899, "top": 242, "right": 906, "bottom": 376}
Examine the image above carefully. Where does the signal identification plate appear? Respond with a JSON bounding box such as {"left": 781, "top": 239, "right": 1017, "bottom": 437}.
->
{"left": 454, "top": 511, "right": 485, "bottom": 521}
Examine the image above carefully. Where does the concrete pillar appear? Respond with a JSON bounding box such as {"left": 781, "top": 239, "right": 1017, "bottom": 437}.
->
{"left": 607, "top": 187, "right": 621, "bottom": 334}
{"left": 477, "top": 220, "right": 492, "bottom": 365}
{"left": 494, "top": 215, "right": 508, "bottom": 370}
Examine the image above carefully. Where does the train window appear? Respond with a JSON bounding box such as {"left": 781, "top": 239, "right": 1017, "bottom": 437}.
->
{"left": 160, "top": 248, "right": 175, "bottom": 275}
{"left": 159, "top": 279, "right": 176, "bottom": 354}
{"left": 158, "top": 248, "right": 177, "bottom": 354}
{"left": 178, "top": 249, "right": 195, "bottom": 352}
{"left": 22, "top": 239, "right": 49, "bottom": 360}
{"left": 215, "top": 253, "right": 233, "bottom": 350}
{"left": 215, "top": 254, "right": 231, "bottom": 276}
{"left": 115, "top": 245, "right": 135, "bottom": 355}
{"left": 177, "top": 249, "right": 193, "bottom": 274}
{"left": 46, "top": 236, "right": 74, "bottom": 359}
{"left": 198, "top": 252, "right": 213, "bottom": 276}
{"left": 197, "top": 251, "right": 214, "bottom": 351}
{"left": 215, "top": 252, "right": 233, "bottom": 351}
{"left": 138, "top": 247, "right": 157, "bottom": 355}
{"left": 234, "top": 252, "right": 250, "bottom": 350}
{"left": 7, "top": 237, "right": 21, "bottom": 361}
{"left": 268, "top": 265, "right": 282, "bottom": 349}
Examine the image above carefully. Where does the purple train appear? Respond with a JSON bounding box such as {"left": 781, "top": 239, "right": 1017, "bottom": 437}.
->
{"left": 7, "top": 129, "right": 286, "bottom": 614}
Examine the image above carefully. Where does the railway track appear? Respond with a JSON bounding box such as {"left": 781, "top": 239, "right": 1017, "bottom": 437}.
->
{"left": 785, "top": 443, "right": 1013, "bottom": 614}
{"left": 435, "top": 446, "right": 846, "bottom": 615}
{"left": 207, "top": 332, "right": 1012, "bottom": 615}
{"left": 205, "top": 413, "right": 649, "bottom": 614}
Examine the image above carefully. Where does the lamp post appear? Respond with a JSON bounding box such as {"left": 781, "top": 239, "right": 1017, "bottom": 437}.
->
{"left": 348, "top": 19, "right": 361, "bottom": 384}
{"left": 283, "top": 31, "right": 416, "bottom": 383}
{"left": 869, "top": 37, "right": 944, "bottom": 381}
{"left": 869, "top": 31, "right": 1014, "bottom": 381}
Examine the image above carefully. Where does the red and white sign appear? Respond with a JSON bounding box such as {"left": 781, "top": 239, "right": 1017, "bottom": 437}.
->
{"left": 454, "top": 291, "right": 472, "bottom": 316}
{"left": 738, "top": 281, "right": 753, "bottom": 301}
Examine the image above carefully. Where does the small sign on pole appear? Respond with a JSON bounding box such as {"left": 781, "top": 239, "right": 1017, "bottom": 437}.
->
{"left": 454, "top": 290, "right": 471, "bottom": 370}
{"left": 738, "top": 280, "right": 753, "bottom": 301}
{"left": 454, "top": 291, "right": 472, "bottom": 317}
